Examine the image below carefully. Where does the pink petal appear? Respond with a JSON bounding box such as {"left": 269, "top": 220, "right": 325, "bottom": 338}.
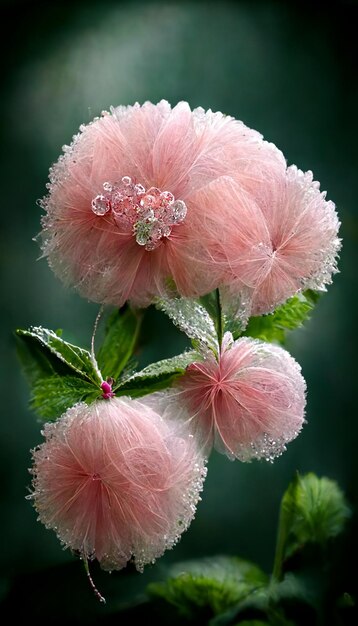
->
{"left": 29, "top": 398, "right": 207, "bottom": 571}
{"left": 176, "top": 336, "right": 306, "bottom": 461}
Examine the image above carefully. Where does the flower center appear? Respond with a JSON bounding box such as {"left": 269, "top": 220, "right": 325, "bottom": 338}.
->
{"left": 91, "top": 176, "right": 187, "bottom": 251}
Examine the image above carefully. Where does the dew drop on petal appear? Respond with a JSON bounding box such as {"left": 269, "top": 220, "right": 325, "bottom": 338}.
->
{"left": 91, "top": 195, "right": 110, "bottom": 216}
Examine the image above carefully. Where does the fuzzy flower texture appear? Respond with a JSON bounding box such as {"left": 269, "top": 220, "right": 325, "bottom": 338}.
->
{"left": 30, "top": 398, "right": 206, "bottom": 572}
{"left": 39, "top": 100, "right": 340, "bottom": 314}
{"left": 172, "top": 334, "right": 306, "bottom": 462}
{"left": 31, "top": 101, "right": 340, "bottom": 575}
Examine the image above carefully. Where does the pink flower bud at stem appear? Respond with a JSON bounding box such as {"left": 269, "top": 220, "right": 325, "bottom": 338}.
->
{"left": 100, "top": 379, "right": 115, "bottom": 399}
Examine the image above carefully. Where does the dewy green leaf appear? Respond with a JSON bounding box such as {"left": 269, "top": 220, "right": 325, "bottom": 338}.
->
{"left": 30, "top": 375, "right": 100, "bottom": 420}
{"left": 115, "top": 351, "right": 200, "bottom": 398}
{"left": 147, "top": 556, "right": 268, "bottom": 619}
{"left": 16, "top": 331, "right": 68, "bottom": 385}
{"left": 243, "top": 291, "right": 318, "bottom": 345}
{"left": 200, "top": 289, "right": 224, "bottom": 346}
{"left": 272, "top": 473, "right": 350, "bottom": 581}
{"left": 16, "top": 327, "right": 102, "bottom": 385}
{"left": 155, "top": 297, "right": 219, "bottom": 353}
{"left": 284, "top": 473, "right": 350, "bottom": 549}
{"left": 97, "top": 307, "right": 142, "bottom": 382}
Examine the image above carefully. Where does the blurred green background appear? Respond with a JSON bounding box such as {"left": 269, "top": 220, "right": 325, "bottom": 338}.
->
{"left": 1, "top": 0, "right": 357, "bottom": 621}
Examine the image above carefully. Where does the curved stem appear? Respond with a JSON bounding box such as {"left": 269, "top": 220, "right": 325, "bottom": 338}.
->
{"left": 90, "top": 306, "right": 104, "bottom": 383}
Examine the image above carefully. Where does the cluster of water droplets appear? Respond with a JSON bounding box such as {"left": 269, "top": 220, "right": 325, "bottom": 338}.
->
{"left": 91, "top": 176, "right": 187, "bottom": 251}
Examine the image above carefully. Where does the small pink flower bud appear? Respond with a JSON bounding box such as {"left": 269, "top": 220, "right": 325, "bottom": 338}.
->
{"left": 100, "top": 380, "right": 115, "bottom": 399}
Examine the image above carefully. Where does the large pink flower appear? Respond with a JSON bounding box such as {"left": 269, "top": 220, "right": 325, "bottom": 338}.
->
{"left": 175, "top": 334, "right": 306, "bottom": 461}
{"left": 222, "top": 166, "right": 341, "bottom": 315}
{"left": 29, "top": 397, "right": 206, "bottom": 571}
{"left": 39, "top": 100, "right": 285, "bottom": 306}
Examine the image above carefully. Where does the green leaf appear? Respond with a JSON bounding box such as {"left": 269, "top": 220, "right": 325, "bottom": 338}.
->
{"left": 97, "top": 307, "right": 142, "bottom": 382}
{"left": 283, "top": 473, "right": 350, "bottom": 550}
{"left": 243, "top": 291, "right": 317, "bottom": 345}
{"left": 16, "top": 331, "right": 69, "bottom": 385}
{"left": 232, "top": 622, "right": 269, "bottom": 626}
{"left": 115, "top": 351, "right": 199, "bottom": 398}
{"left": 148, "top": 556, "right": 268, "bottom": 619}
{"left": 200, "top": 289, "right": 224, "bottom": 346}
{"left": 16, "top": 327, "right": 102, "bottom": 385}
{"left": 30, "top": 375, "right": 100, "bottom": 420}
{"left": 272, "top": 473, "right": 350, "bottom": 581}
{"left": 156, "top": 297, "right": 219, "bottom": 353}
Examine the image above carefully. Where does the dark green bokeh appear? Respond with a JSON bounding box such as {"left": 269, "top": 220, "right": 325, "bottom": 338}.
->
{"left": 1, "top": 0, "right": 357, "bottom": 619}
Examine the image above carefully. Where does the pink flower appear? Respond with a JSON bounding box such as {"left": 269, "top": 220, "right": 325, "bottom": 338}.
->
{"left": 221, "top": 166, "right": 341, "bottom": 315}
{"left": 28, "top": 397, "right": 206, "bottom": 571}
{"left": 175, "top": 334, "right": 306, "bottom": 461}
{"left": 39, "top": 100, "right": 285, "bottom": 307}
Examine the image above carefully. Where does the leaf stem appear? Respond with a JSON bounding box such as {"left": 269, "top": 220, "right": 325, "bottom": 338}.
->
{"left": 272, "top": 476, "right": 299, "bottom": 583}
{"left": 216, "top": 288, "right": 223, "bottom": 349}
{"left": 83, "top": 558, "right": 106, "bottom": 604}
{"left": 91, "top": 306, "right": 104, "bottom": 360}
{"left": 271, "top": 499, "right": 288, "bottom": 582}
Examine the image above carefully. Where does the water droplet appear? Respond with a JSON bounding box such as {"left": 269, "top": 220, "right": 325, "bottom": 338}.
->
{"left": 160, "top": 190, "right": 174, "bottom": 204}
{"left": 140, "top": 194, "right": 156, "bottom": 209}
{"left": 134, "top": 183, "right": 145, "bottom": 195}
{"left": 169, "top": 199, "right": 187, "bottom": 223}
{"left": 91, "top": 194, "right": 110, "bottom": 216}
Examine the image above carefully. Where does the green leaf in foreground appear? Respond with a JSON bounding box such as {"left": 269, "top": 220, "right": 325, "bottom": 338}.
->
{"left": 30, "top": 375, "right": 100, "bottom": 420}
{"left": 147, "top": 556, "right": 268, "bottom": 619}
{"left": 97, "top": 307, "right": 142, "bottom": 382}
{"left": 16, "top": 327, "right": 102, "bottom": 385}
{"left": 16, "top": 326, "right": 103, "bottom": 420}
{"left": 273, "top": 473, "right": 350, "bottom": 580}
{"left": 243, "top": 291, "right": 318, "bottom": 344}
{"left": 115, "top": 351, "right": 199, "bottom": 398}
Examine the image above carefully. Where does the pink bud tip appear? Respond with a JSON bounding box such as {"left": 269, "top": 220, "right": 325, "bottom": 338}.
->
{"left": 101, "top": 381, "right": 112, "bottom": 393}
{"left": 101, "top": 381, "right": 115, "bottom": 399}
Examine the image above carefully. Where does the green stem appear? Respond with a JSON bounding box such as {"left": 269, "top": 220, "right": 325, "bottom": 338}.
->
{"left": 272, "top": 500, "right": 288, "bottom": 582}
{"left": 272, "top": 477, "right": 299, "bottom": 582}
{"left": 90, "top": 305, "right": 105, "bottom": 384}
{"left": 216, "top": 288, "right": 223, "bottom": 348}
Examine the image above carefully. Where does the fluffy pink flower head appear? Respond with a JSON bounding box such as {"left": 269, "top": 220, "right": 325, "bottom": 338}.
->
{"left": 29, "top": 397, "right": 206, "bottom": 571}
{"left": 176, "top": 334, "right": 306, "bottom": 461}
{"left": 222, "top": 166, "right": 341, "bottom": 315}
{"left": 39, "top": 100, "right": 285, "bottom": 307}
